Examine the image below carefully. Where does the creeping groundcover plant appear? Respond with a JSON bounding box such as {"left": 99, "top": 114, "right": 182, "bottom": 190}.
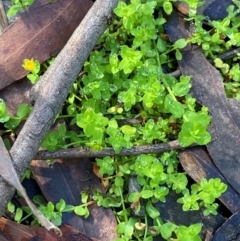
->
{"left": 1, "top": 0, "right": 234, "bottom": 240}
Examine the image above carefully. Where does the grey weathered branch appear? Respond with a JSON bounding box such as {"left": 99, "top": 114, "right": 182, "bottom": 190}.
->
{"left": 0, "top": 0, "right": 8, "bottom": 34}
{"left": 35, "top": 140, "right": 190, "bottom": 160}
{"left": 0, "top": 0, "right": 122, "bottom": 217}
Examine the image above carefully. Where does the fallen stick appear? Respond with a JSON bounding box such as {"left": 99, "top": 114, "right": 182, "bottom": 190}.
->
{"left": 0, "top": 0, "right": 122, "bottom": 217}
{"left": 35, "top": 140, "right": 192, "bottom": 160}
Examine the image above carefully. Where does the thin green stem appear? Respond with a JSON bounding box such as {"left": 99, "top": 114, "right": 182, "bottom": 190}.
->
{"left": 119, "top": 187, "right": 128, "bottom": 222}
{"left": 20, "top": 211, "right": 33, "bottom": 223}
{"left": 143, "top": 214, "right": 148, "bottom": 240}
{"left": 162, "top": 78, "right": 177, "bottom": 101}
{"left": 57, "top": 114, "right": 76, "bottom": 119}
{"left": 64, "top": 140, "right": 87, "bottom": 148}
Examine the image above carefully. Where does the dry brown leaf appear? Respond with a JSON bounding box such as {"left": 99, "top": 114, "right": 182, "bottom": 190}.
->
{"left": 0, "top": 218, "right": 95, "bottom": 241}
{"left": 0, "top": 137, "right": 61, "bottom": 235}
{"left": 31, "top": 158, "right": 118, "bottom": 241}
{"left": 0, "top": 0, "right": 93, "bottom": 90}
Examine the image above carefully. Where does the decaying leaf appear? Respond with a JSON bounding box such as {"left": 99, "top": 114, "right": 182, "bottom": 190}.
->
{"left": 0, "top": 0, "right": 93, "bottom": 90}
{"left": 0, "top": 218, "right": 95, "bottom": 241}
{"left": 0, "top": 137, "right": 61, "bottom": 235}
{"left": 179, "top": 147, "right": 240, "bottom": 213}
{"left": 212, "top": 209, "right": 240, "bottom": 241}
{"left": 31, "top": 158, "right": 118, "bottom": 241}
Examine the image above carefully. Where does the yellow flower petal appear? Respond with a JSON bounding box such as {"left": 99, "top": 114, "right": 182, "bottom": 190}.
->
{"left": 23, "top": 59, "right": 35, "bottom": 71}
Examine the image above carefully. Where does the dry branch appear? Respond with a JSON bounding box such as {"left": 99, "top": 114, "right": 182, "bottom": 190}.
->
{"left": 0, "top": 0, "right": 122, "bottom": 217}
{"left": 34, "top": 140, "right": 191, "bottom": 160}
{"left": 0, "top": 0, "right": 8, "bottom": 34}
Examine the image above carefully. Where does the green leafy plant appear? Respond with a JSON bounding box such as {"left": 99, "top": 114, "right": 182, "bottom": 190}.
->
{"left": 7, "top": 0, "right": 36, "bottom": 17}
{"left": 3, "top": 0, "right": 235, "bottom": 239}
{"left": 177, "top": 178, "right": 227, "bottom": 216}
{"left": 158, "top": 222, "right": 202, "bottom": 241}
{"left": 0, "top": 99, "right": 10, "bottom": 123}
{"left": 89, "top": 150, "right": 226, "bottom": 240}
{"left": 0, "top": 99, "right": 32, "bottom": 132}
{"left": 7, "top": 192, "right": 94, "bottom": 226}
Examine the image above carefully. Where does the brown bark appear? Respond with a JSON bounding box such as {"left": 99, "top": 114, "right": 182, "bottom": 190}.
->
{"left": 34, "top": 140, "right": 189, "bottom": 160}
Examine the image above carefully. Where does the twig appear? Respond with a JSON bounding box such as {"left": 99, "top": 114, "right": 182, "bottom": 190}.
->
{"left": 204, "top": 228, "right": 213, "bottom": 241}
{"left": 0, "top": 0, "right": 123, "bottom": 218}
{"left": 0, "top": 0, "right": 8, "bottom": 34}
{"left": 34, "top": 140, "right": 196, "bottom": 160}
{"left": 217, "top": 47, "right": 240, "bottom": 61}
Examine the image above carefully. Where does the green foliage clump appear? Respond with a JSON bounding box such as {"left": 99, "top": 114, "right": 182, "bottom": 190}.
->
{"left": 7, "top": 0, "right": 36, "bottom": 17}
{"left": 0, "top": 99, "right": 32, "bottom": 131}
{"left": 93, "top": 150, "right": 226, "bottom": 241}
{"left": 38, "top": 0, "right": 211, "bottom": 152}
{"left": 2, "top": 0, "right": 234, "bottom": 240}
{"left": 177, "top": 178, "right": 227, "bottom": 216}
{"left": 7, "top": 193, "right": 94, "bottom": 226}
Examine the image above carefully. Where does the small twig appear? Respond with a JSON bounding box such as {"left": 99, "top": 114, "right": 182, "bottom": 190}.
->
{"left": 217, "top": 47, "right": 240, "bottom": 61}
{"left": 0, "top": 0, "right": 8, "bottom": 34}
{"left": 34, "top": 140, "right": 197, "bottom": 160}
{"left": 204, "top": 228, "right": 213, "bottom": 241}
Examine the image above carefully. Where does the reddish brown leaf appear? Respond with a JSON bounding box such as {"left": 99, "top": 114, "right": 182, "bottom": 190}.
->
{"left": 30, "top": 158, "right": 118, "bottom": 241}
{"left": 0, "top": 218, "right": 96, "bottom": 241}
{"left": 0, "top": 78, "right": 32, "bottom": 116}
{"left": 179, "top": 147, "right": 240, "bottom": 213}
{"left": 0, "top": 0, "right": 93, "bottom": 90}
{"left": 0, "top": 137, "right": 61, "bottom": 234}
{"left": 0, "top": 217, "right": 35, "bottom": 241}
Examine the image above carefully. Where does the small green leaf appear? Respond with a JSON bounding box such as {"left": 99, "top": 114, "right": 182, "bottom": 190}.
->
{"left": 74, "top": 206, "right": 87, "bottom": 216}
{"left": 51, "top": 213, "right": 62, "bottom": 226}
{"left": 4, "top": 118, "right": 21, "bottom": 129}
{"left": 157, "top": 37, "right": 168, "bottom": 53}
{"left": 128, "top": 192, "right": 140, "bottom": 202}
{"left": 27, "top": 73, "right": 40, "bottom": 84}
{"left": 163, "top": 1, "right": 172, "bottom": 15}
{"left": 7, "top": 202, "right": 15, "bottom": 213}
{"left": 120, "top": 125, "right": 136, "bottom": 136}
{"left": 172, "top": 79, "right": 191, "bottom": 97}
{"left": 164, "top": 94, "right": 185, "bottom": 118}
{"left": 81, "top": 192, "right": 89, "bottom": 204}
{"left": 115, "top": 176, "right": 124, "bottom": 187}
{"left": 175, "top": 49, "right": 182, "bottom": 60}
{"left": 47, "top": 202, "right": 55, "bottom": 212}
{"left": 159, "top": 222, "right": 176, "bottom": 239}
{"left": 174, "top": 39, "right": 187, "bottom": 49}
{"left": 7, "top": 4, "right": 22, "bottom": 17}
{"left": 22, "top": 0, "right": 35, "bottom": 7}
{"left": 141, "top": 189, "right": 153, "bottom": 199}
{"left": 33, "top": 195, "right": 45, "bottom": 205}
{"left": 0, "top": 99, "right": 10, "bottom": 123}
{"left": 17, "top": 103, "right": 31, "bottom": 119}
{"left": 15, "top": 208, "right": 23, "bottom": 222}
{"left": 63, "top": 205, "right": 75, "bottom": 212}
{"left": 56, "top": 199, "right": 66, "bottom": 212}
{"left": 146, "top": 201, "right": 160, "bottom": 219}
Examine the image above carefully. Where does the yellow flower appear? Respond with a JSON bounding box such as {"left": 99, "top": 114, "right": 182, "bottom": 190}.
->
{"left": 22, "top": 58, "right": 35, "bottom": 71}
